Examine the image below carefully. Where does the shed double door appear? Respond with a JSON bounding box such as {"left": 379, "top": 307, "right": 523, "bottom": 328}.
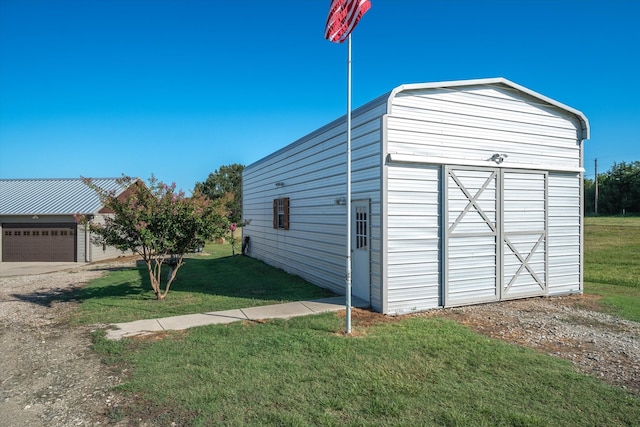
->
{"left": 444, "top": 166, "right": 547, "bottom": 307}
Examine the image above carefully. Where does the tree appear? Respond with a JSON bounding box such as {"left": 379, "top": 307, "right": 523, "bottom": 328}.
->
{"left": 584, "top": 177, "right": 595, "bottom": 214}
{"left": 597, "top": 161, "right": 640, "bottom": 215}
{"left": 82, "top": 175, "right": 228, "bottom": 300}
{"left": 194, "top": 164, "right": 244, "bottom": 223}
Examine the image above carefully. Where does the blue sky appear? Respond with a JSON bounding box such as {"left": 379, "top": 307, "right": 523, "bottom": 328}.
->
{"left": 1, "top": 0, "right": 638, "bottom": 192}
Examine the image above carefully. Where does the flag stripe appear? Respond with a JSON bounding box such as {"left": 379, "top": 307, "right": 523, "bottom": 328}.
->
{"left": 324, "top": 0, "right": 371, "bottom": 43}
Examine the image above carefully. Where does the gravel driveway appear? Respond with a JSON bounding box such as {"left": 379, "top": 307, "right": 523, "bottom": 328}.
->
{"left": 0, "top": 263, "right": 129, "bottom": 427}
{"left": 1, "top": 262, "right": 638, "bottom": 426}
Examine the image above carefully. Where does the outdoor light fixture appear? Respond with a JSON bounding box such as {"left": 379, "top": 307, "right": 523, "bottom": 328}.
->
{"left": 32, "top": 215, "right": 39, "bottom": 220}
{"left": 490, "top": 153, "right": 508, "bottom": 164}
{"left": 335, "top": 197, "right": 346, "bottom": 205}
{"left": 275, "top": 182, "right": 285, "bottom": 188}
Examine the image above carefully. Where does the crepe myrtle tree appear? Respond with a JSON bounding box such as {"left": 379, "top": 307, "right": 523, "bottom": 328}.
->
{"left": 80, "top": 175, "right": 229, "bottom": 300}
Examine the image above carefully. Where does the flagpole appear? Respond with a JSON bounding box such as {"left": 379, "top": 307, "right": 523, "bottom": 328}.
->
{"left": 324, "top": 0, "right": 370, "bottom": 335}
{"left": 345, "top": 33, "right": 352, "bottom": 334}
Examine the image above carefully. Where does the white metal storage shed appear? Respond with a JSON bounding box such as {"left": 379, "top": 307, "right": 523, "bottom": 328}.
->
{"left": 242, "top": 78, "right": 589, "bottom": 315}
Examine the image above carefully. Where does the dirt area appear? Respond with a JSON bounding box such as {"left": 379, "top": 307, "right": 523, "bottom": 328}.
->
{"left": 0, "top": 262, "right": 131, "bottom": 427}
{"left": 1, "top": 263, "right": 639, "bottom": 426}
{"left": 345, "top": 297, "right": 639, "bottom": 395}
{"left": 431, "top": 296, "right": 640, "bottom": 394}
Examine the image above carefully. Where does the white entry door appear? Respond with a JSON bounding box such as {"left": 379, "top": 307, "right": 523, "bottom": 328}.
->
{"left": 351, "top": 200, "right": 371, "bottom": 303}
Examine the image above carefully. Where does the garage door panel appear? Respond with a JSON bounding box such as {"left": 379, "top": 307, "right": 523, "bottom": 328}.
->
{"left": 2, "top": 223, "right": 76, "bottom": 262}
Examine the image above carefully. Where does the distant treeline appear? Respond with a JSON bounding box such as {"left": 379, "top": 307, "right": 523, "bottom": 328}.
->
{"left": 584, "top": 161, "right": 640, "bottom": 215}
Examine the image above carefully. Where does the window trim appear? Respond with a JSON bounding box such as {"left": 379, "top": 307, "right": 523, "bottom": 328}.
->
{"left": 273, "top": 197, "right": 290, "bottom": 230}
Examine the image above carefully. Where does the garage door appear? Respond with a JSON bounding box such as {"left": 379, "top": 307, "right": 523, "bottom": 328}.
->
{"left": 2, "top": 223, "right": 77, "bottom": 262}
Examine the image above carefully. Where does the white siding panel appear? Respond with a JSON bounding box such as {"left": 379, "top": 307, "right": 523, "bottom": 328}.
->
{"left": 243, "top": 101, "right": 384, "bottom": 300}
{"left": 387, "top": 86, "right": 582, "bottom": 171}
{"left": 547, "top": 173, "right": 582, "bottom": 295}
{"left": 386, "top": 164, "right": 441, "bottom": 314}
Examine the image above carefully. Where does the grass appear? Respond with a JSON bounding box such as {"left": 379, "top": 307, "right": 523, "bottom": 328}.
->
{"left": 76, "top": 218, "right": 640, "bottom": 425}
{"left": 70, "top": 243, "right": 334, "bottom": 324}
{"left": 584, "top": 216, "right": 640, "bottom": 321}
{"left": 94, "top": 313, "right": 640, "bottom": 426}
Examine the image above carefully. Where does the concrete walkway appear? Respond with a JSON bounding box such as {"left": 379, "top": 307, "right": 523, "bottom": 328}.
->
{"left": 106, "top": 296, "right": 368, "bottom": 340}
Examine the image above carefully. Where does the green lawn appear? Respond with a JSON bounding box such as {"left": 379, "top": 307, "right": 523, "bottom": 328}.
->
{"left": 70, "top": 243, "right": 334, "bottom": 324}
{"left": 584, "top": 216, "right": 640, "bottom": 321}
{"left": 78, "top": 219, "right": 640, "bottom": 426}
{"left": 96, "top": 313, "right": 640, "bottom": 426}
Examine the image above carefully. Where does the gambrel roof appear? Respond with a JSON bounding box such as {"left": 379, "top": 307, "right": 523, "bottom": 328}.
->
{"left": 0, "top": 178, "right": 130, "bottom": 215}
{"left": 384, "top": 77, "right": 590, "bottom": 140}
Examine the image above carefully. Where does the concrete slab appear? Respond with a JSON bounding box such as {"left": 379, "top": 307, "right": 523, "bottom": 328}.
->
{"left": 105, "top": 297, "right": 372, "bottom": 340}
{"left": 158, "top": 310, "right": 248, "bottom": 330}
{"left": 202, "top": 309, "right": 249, "bottom": 322}
{"left": 106, "top": 318, "right": 163, "bottom": 340}
{"left": 301, "top": 298, "right": 347, "bottom": 313}
{"left": 241, "top": 301, "right": 315, "bottom": 320}
{"left": 302, "top": 296, "right": 369, "bottom": 311}
{"left": 0, "top": 262, "right": 85, "bottom": 277}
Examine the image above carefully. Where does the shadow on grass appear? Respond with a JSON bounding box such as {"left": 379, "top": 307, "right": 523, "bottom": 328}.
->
{"left": 11, "top": 253, "right": 335, "bottom": 311}
{"left": 9, "top": 266, "right": 148, "bottom": 308}
{"left": 157, "top": 254, "right": 336, "bottom": 302}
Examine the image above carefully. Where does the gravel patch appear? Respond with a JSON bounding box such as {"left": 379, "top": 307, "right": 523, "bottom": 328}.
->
{"left": 1, "top": 262, "right": 638, "bottom": 426}
{"left": 434, "top": 295, "right": 640, "bottom": 395}
{"left": 0, "top": 261, "right": 133, "bottom": 427}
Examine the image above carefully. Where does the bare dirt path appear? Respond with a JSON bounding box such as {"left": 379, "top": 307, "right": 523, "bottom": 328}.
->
{"left": 1, "top": 263, "right": 638, "bottom": 426}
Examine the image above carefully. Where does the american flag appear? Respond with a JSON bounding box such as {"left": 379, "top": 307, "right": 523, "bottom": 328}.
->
{"left": 324, "top": 0, "right": 371, "bottom": 43}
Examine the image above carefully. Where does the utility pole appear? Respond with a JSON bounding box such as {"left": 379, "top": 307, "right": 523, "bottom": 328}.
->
{"left": 594, "top": 158, "right": 599, "bottom": 215}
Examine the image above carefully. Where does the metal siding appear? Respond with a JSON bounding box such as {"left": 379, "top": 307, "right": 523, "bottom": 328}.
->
{"left": 387, "top": 86, "right": 582, "bottom": 171}
{"left": 386, "top": 164, "right": 441, "bottom": 314}
{"left": 383, "top": 83, "right": 583, "bottom": 314}
{"left": 243, "top": 80, "right": 585, "bottom": 315}
{"left": 547, "top": 173, "right": 582, "bottom": 295}
{"left": 243, "top": 103, "right": 384, "bottom": 299}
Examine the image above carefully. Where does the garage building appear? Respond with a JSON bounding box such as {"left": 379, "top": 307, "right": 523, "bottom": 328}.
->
{"left": 0, "top": 178, "right": 131, "bottom": 263}
{"left": 242, "top": 78, "right": 589, "bottom": 315}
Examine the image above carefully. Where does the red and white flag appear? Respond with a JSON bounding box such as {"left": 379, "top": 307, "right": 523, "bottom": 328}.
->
{"left": 324, "top": 0, "right": 371, "bottom": 43}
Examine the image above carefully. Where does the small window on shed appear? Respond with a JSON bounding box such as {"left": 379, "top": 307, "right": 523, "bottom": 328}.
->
{"left": 273, "top": 197, "right": 290, "bottom": 230}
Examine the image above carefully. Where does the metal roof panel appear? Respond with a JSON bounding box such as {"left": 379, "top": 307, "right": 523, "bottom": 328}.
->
{"left": 0, "top": 178, "right": 130, "bottom": 215}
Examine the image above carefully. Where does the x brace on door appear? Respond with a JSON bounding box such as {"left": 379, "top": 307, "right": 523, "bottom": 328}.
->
{"left": 448, "top": 170, "right": 497, "bottom": 234}
{"left": 503, "top": 233, "right": 546, "bottom": 292}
